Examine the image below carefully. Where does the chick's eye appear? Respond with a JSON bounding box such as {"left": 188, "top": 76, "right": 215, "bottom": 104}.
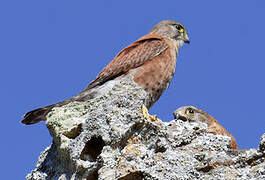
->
{"left": 185, "top": 108, "right": 195, "bottom": 116}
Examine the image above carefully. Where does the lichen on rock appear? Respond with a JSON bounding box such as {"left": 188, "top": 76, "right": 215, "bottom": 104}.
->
{"left": 26, "top": 77, "right": 265, "bottom": 180}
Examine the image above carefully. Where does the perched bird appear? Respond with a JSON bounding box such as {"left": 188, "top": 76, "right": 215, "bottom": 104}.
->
{"left": 174, "top": 106, "right": 238, "bottom": 149}
{"left": 21, "top": 20, "right": 190, "bottom": 125}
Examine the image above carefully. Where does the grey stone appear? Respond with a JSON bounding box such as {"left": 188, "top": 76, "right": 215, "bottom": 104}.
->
{"left": 26, "top": 77, "right": 265, "bottom": 180}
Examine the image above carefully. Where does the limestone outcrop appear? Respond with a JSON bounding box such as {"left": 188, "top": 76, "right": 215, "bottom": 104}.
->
{"left": 26, "top": 78, "right": 265, "bottom": 180}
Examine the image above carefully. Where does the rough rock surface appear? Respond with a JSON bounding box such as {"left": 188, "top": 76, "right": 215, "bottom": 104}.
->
{"left": 26, "top": 78, "right": 265, "bottom": 180}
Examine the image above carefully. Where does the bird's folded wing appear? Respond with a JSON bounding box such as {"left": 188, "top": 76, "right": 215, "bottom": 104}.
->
{"left": 84, "top": 34, "right": 168, "bottom": 90}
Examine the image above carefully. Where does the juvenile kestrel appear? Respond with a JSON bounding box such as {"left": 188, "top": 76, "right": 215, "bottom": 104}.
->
{"left": 22, "top": 20, "right": 190, "bottom": 125}
{"left": 174, "top": 106, "right": 238, "bottom": 149}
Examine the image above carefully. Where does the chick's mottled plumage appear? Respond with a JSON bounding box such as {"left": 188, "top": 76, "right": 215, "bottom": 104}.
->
{"left": 174, "top": 106, "right": 238, "bottom": 149}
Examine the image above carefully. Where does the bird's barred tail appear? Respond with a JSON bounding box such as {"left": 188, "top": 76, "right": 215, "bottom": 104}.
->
{"left": 21, "top": 105, "right": 55, "bottom": 125}
{"left": 21, "top": 92, "right": 89, "bottom": 125}
{"left": 21, "top": 98, "right": 73, "bottom": 125}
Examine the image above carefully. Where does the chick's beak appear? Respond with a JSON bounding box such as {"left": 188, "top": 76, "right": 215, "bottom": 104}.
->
{"left": 173, "top": 112, "right": 180, "bottom": 119}
{"left": 173, "top": 112, "right": 188, "bottom": 121}
{"left": 183, "top": 32, "right": 190, "bottom": 44}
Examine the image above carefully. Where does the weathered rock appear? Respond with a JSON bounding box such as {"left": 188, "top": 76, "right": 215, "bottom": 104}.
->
{"left": 26, "top": 77, "right": 265, "bottom": 180}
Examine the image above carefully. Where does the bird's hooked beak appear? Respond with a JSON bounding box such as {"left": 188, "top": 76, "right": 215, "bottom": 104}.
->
{"left": 183, "top": 32, "right": 190, "bottom": 44}
{"left": 174, "top": 112, "right": 180, "bottom": 119}
{"left": 173, "top": 112, "right": 188, "bottom": 121}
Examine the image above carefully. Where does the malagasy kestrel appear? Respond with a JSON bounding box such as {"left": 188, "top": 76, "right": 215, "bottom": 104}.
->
{"left": 22, "top": 20, "right": 190, "bottom": 125}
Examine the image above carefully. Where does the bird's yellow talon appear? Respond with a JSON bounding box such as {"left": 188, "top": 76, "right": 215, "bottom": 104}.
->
{"left": 141, "top": 105, "right": 161, "bottom": 122}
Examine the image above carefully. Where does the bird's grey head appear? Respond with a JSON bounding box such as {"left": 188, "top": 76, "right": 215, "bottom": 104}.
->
{"left": 150, "top": 20, "right": 190, "bottom": 48}
{"left": 173, "top": 106, "right": 212, "bottom": 124}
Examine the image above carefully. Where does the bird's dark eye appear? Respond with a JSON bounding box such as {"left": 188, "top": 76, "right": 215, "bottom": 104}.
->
{"left": 175, "top": 24, "right": 184, "bottom": 33}
{"left": 175, "top": 24, "right": 181, "bottom": 30}
{"left": 185, "top": 108, "right": 195, "bottom": 116}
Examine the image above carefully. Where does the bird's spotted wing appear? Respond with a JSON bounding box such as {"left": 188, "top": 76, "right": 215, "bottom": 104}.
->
{"left": 84, "top": 34, "right": 168, "bottom": 90}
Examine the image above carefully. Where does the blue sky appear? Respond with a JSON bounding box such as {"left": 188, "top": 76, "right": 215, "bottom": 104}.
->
{"left": 1, "top": 0, "right": 264, "bottom": 178}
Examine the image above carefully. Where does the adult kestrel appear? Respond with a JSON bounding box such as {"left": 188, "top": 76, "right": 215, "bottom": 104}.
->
{"left": 174, "top": 106, "right": 238, "bottom": 149}
{"left": 22, "top": 20, "right": 190, "bottom": 125}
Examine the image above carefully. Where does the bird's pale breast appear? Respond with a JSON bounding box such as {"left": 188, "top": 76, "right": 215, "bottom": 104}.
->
{"left": 129, "top": 46, "right": 177, "bottom": 108}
